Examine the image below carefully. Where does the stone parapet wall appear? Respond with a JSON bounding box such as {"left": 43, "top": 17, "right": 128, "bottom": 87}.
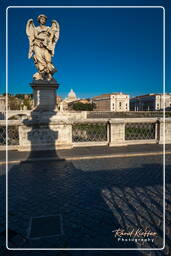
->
{"left": 87, "top": 111, "right": 171, "bottom": 118}
{"left": 1, "top": 117, "right": 171, "bottom": 151}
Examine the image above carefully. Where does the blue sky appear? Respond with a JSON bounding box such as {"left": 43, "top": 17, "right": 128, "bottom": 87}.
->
{"left": 0, "top": 0, "right": 170, "bottom": 99}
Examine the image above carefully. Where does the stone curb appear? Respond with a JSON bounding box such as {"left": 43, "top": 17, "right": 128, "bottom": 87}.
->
{"left": 1, "top": 151, "right": 170, "bottom": 165}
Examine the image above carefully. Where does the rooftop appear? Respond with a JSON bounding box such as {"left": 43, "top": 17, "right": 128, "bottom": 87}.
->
{"left": 93, "top": 92, "right": 128, "bottom": 99}
{"left": 132, "top": 93, "right": 171, "bottom": 99}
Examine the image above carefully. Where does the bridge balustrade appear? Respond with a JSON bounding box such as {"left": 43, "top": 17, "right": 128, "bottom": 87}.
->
{"left": 0, "top": 118, "right": 170, "bottom": 151}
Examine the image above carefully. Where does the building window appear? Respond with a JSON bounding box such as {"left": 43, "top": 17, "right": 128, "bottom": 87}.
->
{"left": 113, "top": 103, "right": 115, "bottom": 109}
{"left": 126, "top": 103, "right": 127, "bottom": 109}
{"left": 119, "top": 102, "right": 122, "bottom": 109}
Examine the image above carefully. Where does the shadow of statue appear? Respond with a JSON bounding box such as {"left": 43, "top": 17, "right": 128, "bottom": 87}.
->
{"left": 24, "top": 105, "right": 59, "bottom": 159}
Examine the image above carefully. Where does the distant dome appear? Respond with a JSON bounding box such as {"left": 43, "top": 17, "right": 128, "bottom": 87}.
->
{"left": 68, "top": 89, "right": 77, "bottom": 99}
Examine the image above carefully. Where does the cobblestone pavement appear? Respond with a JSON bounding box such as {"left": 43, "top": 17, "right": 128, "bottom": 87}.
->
{"left": 0, "top": 152, "right": 171, "bottom": 256}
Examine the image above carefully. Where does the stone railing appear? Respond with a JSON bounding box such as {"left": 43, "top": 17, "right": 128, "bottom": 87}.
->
{"left": 0, "top": 118, "right": 171, "bottom": 151}
{"left": 109, "top": 118, "right": 158, "bottom": 146}
{"left": 0, "top": 120, "right": 21, "bottom": 150}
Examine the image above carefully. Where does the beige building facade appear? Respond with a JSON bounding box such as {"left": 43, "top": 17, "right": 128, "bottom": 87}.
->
{"left": 130, "top": 93, "right": 171, "bottom": 111}
{"left": 0, "top": 96, "right": 6, "bottom": 111}
{"left": 92, "top": 93, "right": 130, "bottom": 112}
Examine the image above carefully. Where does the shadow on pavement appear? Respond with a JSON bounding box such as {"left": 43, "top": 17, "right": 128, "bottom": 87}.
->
{"left": 1, "top": 105, "right": 171, "bottom": 256}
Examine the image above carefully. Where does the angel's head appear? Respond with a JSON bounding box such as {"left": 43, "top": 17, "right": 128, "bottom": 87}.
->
{"left": 37, "top": 14, "right": 47, "bottom": 25}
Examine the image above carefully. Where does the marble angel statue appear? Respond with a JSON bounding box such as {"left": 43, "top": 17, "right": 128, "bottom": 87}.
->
{"left": 26, "top": 14, "right": 60, "bottom": 81}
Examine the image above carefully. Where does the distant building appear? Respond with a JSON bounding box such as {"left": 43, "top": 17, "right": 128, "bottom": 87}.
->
{"left": 62, "top": 89, "right": 79, "bottom": 110}
{"left": 0, "top": 94, "right": 34, "bottom": 111}
{"left": 56, "top": 95, "right": 62, "bottom": 104}
{"left": 56, "top": 95, "right": 62, "bottom": 110}
{"left": 130, "top": 93, "right": 171, "bottom": 111}
{"left": 65, "top": 89, "right": 78, "bottom": 102}
{"left": 0, "top": 95, "right": 6, "bottom": 111}
{"left": 92, "top": 92, "right": 129, "bottom": 112}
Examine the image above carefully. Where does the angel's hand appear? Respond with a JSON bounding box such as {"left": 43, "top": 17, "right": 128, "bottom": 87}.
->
{"left": 28, "top": 19, "right": 33, "bottom": 23}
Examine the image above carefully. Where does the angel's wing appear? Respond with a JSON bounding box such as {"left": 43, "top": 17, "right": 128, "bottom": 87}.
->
{"left": 50, "top": 20, "right": 60, "bottom": 56}
{"left": 26, "top": 19, "right": 36, "bottom": 59}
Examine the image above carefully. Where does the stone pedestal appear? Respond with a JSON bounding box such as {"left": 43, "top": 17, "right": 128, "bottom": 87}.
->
{"left": 30, "top": 79, "right": 59, "bottom": 111}
{"left": 18, "top": 120, "right": 73, "bottom": 151}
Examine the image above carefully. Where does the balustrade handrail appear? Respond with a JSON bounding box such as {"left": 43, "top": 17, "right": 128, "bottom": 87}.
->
{"left": 1, "top": 117, "right": 171, "bottom": 126}
{"left": 122, "top": 118, "right": 158, "bottom": 123}
{"left": 72, "top": 117, "right": 171, "bottom": 124}
{"left": 0, "top": 120, "right": 22, "bottom": 126}
{"left": 72, "top": 118, "right": 109, "bottom": 124}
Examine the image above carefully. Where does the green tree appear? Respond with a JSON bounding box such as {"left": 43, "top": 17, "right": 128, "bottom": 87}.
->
{"left": 23, "top": 98, "right": 32, "bottom": 110}
{"left": 15, "top": 94, "right": 24, "bottom": 100}
{"left": 72, "top": 102, "right": 95, "bottom": 111}
{"left": 8, "top": 96, "right": 21, "bottom": 110}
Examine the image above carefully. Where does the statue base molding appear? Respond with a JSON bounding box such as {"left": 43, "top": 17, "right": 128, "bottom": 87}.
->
{"left": 30, "top": 79, "right": 59, "bottom": 111}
